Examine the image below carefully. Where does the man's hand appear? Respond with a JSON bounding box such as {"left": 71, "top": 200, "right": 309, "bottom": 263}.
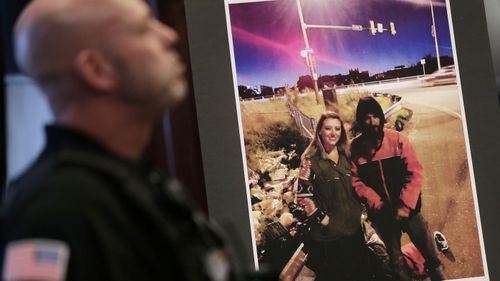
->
{"left": 396, "top": 206, "right": 411, "bottom": 221}
{"left": 366, "top": 191, "right": 384, "bottom": 211}
{"left": 298, "top": 198, "right": 317, "bottom": 216}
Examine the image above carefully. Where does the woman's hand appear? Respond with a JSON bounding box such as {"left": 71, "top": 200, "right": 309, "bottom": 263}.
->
{"left": 298, "top": 198, "right": 317, "bottom": 216}
{"left": 298, "top": 198, "right": 330, "bottom": 226}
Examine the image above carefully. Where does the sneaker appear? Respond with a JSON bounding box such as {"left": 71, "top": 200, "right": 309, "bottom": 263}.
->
{"left": 434, "top": 231, "right": 449, "bottom": 252}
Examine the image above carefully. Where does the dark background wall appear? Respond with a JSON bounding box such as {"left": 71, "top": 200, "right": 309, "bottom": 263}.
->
{"left": 155, "top": 0, "right": 208, "bottom": 212}
{"left": 0, "top": 8, "right": 6, "bottom": 199}
{"left": 2, "top": 0, "right": 29, "bottom": 74}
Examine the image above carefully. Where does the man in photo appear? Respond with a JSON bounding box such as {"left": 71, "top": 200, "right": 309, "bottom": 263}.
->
{"left": 350, "top": 96, "right": 445, "bottom": 281}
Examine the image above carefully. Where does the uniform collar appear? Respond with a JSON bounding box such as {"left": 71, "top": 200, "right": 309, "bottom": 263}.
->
{"left": 44, "top": 125, "right": 144, "bottom": 169}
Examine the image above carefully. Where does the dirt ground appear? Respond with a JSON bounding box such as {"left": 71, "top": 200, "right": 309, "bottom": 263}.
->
{"left": 402, "top": 100, "right": 485, "bottom": 280}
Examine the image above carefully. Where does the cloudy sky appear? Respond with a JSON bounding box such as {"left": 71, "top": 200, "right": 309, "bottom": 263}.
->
{"left": 228, "top": 0, "right": 453, "bottom": 88}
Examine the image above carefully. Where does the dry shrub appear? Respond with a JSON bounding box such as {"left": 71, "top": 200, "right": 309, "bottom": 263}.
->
{"left": 295, "top": 90, "right": 370, "bottom": 127}
{"left": 243, "top": 119, "right": 307, "bottom": 172}
{"left": 241, "top": 101, "right": 308, "bottom": 172}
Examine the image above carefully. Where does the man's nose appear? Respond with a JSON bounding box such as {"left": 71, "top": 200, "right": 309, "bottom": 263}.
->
{"left": 152, "top": 20, "right": 179, "bottom": 48}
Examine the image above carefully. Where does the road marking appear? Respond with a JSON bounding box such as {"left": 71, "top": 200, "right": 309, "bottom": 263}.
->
{"left": 404, "top": 100, "right": 462, "bottom": 120}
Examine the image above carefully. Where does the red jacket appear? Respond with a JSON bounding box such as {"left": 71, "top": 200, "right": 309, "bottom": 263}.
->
{"left": 351, "top": 128, "right": 423, "bottom": 211}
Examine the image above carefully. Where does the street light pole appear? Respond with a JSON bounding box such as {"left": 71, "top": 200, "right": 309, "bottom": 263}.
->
{"left": 295, "top": 0, "right": 395, "bottom": 105}
{"left": 296, "top": 0, "right": 320, "bottom": 104}
{"left": 430, "top": 0, "right": 441, "bottom": 70}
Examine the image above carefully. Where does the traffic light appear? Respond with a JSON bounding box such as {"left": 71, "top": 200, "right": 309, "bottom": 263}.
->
{"left": 390, "top": 22, "right": 396, "bottom": 36}
{"left": 369, "top": 20, "right": 376, "bottom": 35}
{"left": 377, "top": 23, "right": 384, "bottom": 33}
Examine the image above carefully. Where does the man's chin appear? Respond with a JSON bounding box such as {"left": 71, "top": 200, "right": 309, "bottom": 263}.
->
{"left": 164, "top": 80, "right": 188, "bottom": 107}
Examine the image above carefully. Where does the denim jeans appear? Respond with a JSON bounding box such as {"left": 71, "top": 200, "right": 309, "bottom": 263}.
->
{"left": 372, "top": 212, "right": 443, "bottom": 281}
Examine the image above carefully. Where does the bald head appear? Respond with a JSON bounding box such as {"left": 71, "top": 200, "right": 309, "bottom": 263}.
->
{"left": 15, "top": 0, "right": 185, "bottom": 120}
{"left": 14, "top": 0, "right": 186, "bottom": 158}
{"left": 15, "top": 0, "right": 134, "bottom": 81}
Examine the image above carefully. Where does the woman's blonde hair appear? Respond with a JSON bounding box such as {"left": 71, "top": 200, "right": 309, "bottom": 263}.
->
{"left": 302, "top": 111, "right": 350, "bottom": 158}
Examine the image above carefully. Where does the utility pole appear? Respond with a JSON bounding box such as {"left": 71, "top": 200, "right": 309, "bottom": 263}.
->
{"left": 296, "top": 0, "right": 320, "bottom": 104}
{"left": 430, "top": 0, "right": 441, "bottom": 70}
{"left": 296, "top": 0, "right": 396, "bottom": 104}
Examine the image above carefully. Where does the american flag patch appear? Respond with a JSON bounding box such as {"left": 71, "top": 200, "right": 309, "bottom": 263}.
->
{"left": 3, "top": 239, "right": 70, "bottom": 281}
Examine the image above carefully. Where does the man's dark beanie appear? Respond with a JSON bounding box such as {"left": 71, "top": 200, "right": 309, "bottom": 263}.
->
{"left": 355, "top": 96, "right": 386, "bottom": 125}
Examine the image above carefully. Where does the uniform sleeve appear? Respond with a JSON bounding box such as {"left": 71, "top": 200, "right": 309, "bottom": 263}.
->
{"left": 3, "top": 174, "right": 107, "bottom": 281}
{"left": 351, "top": 158, "right": 382, "bottom": 206}
{"left": 398, "top": 133, "right": 424, "bottom": 209}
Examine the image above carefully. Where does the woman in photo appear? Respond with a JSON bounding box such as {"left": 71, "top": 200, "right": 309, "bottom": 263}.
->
{"left": 298, "top": 111, "right": 371, "bottom": 281}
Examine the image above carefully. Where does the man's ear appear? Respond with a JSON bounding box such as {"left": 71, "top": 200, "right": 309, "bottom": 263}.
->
{"left": 74, "top": 49, "right": 117, "bottom": 92}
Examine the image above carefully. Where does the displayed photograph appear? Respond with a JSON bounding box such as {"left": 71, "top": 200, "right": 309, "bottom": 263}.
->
{"left": 225, "top": 0, "right": 488, "bottom": 280}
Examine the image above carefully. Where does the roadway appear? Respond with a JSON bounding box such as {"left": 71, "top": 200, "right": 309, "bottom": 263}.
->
{"left": 385, "top": 84, "right": 485, "bottom": 279}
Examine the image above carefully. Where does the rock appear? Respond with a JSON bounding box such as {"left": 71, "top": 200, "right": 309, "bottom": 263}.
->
{"left": 280, "top": 212, "right": 296, "bottom": 228}
{"left": 250, "top": 186, "right": 265, "bottom": 201}
{"left": 282, "top": 191, "right": 295, "bottom": 204}
{"left": 270, "top": 168, "right": 288, "bottom": 181}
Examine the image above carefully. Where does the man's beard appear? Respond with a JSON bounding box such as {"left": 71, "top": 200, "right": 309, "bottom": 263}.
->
{"left": 352, "top": 124, "right": 384, "bottom": 160}
{"left": 362, "top": 125, "right": 384, "bottom": 140}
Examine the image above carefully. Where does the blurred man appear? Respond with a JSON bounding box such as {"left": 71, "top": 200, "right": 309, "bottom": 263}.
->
{"left": 1, "top": 0, "right": 233, "bottom": 280}
{"left": 350, "top": 97, "right": 445, "bottom": 281}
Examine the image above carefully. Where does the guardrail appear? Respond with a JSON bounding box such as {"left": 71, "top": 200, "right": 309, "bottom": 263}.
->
{"left": 240, "top": 95, "right": 286, "bottom": 103}
{"left": 287, "top": 103, "right": 316, "bottom": 139}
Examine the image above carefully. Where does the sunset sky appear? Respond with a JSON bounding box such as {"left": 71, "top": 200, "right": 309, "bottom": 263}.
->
{"left": 228, "top": 0, "right": 453, "bottom": 88}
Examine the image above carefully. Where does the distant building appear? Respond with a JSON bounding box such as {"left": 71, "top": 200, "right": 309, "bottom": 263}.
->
{"left": 347, "top": 68, "right": 370, "bottom": 83}
{"left": 238, "top": 84, "right": 275, "bottom": 100}
{"left": 238, "top": 85, "right": 259, "bottom": 99}
{"left": 274, "top": 87, "right": 286, "bottom": 96}
{"left": 260, "top": 85, "right": 274, "bottom": 97}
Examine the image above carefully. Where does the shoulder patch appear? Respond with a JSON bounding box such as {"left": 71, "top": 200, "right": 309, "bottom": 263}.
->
{"left": 3, "top": 239, "right": 70, "bottom": 281}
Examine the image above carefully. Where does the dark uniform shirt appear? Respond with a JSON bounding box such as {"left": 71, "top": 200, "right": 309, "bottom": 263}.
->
{"left": 1, "top": 126, "right": 232, "bottom": 281}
